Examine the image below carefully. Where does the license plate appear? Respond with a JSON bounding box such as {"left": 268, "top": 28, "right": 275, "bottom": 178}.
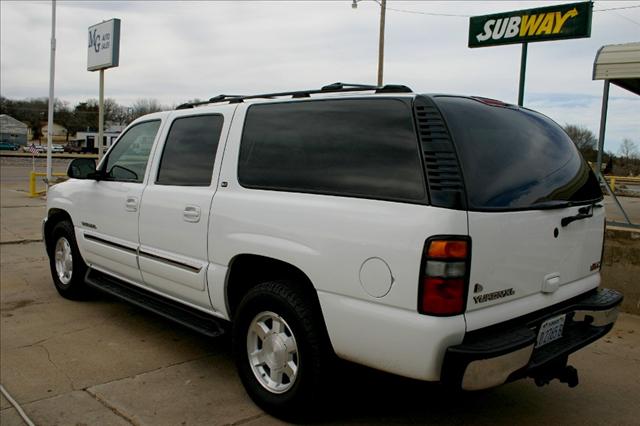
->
{"left": 536, "top": 314, "right": 566, "bottom": 348}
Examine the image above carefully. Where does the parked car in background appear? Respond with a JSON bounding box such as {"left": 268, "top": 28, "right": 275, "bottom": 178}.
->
{"left": 22, "top": 144, "right": 64, "bottom": 153}
{"left": 0, "top": 142, "right": 19, "bottom": 151}
{"left": 64, "top": 144, "right": 83, "bottom": 153}
{"left": 22, "top": 145, "right": 39, "bottom": 153}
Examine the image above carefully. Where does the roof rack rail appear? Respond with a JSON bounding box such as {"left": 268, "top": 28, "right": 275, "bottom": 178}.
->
{"left": 175, "top": 82, "right": 413, "bottom": 109}
{"left": 176, "top": 95, "right": 244, "bottom": 110}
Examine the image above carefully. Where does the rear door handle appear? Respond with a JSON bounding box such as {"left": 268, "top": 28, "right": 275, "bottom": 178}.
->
{"left": 125, "top": 196, "right": 138, "bottom": 212}
{"left": 183, "top": 205, "right": 201, "bottom": 223}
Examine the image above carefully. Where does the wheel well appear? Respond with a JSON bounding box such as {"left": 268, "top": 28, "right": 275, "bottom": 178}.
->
{"left": 44, "top": 209, "right": 72, "bottom": 254}
{"left": 226, "top": 254, "right": 318, "bottom": 319}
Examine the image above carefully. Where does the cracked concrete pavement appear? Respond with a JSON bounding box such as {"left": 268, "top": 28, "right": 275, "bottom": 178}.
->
{"left": 1, "top": 157, "right": 639, "bottom": 425}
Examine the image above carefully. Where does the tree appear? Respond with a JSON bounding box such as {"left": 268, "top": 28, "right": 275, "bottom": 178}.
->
{"left": 129, "top": 99, "right": 165, "bottom": 121}
{"left": 563, "top": 124, "right": 597, "bottom": 151}
{"left": 72, "top": 101, "right": 99, "bottom": 132}
{"left": 618, "top": 138, "right": 638, "bottom": 160}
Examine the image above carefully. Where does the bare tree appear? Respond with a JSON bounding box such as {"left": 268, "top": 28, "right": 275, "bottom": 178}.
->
{"left": 563, "top": 124, "right": 597, "bottom": 151}
{"left": 129, "top": 99, "right": 165, "bottom": 121}
{"left": 618, "top": 138, "right": 638, "bottom": 160}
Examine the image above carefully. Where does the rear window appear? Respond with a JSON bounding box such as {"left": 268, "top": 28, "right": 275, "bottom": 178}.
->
{"left": 434, "top": 97, "right": 602, "bottom": 211}
{"left": 156, "top": 114, "right": 223, "bottom": 186}
{"left": 238, "top": 99, "right": 426, "bottom": 203}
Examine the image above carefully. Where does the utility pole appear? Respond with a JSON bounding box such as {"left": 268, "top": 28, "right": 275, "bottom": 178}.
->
{"left": 352, "top": 0, "right": 387, "bottom": 86}
{"left": 46, "top": 0, "right": 56, "bottom": 185}
{"left": 377, "top": 0, "right": 386, "bottom": 86}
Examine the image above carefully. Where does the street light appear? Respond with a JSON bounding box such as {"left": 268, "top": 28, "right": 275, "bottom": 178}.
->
{"left": 352, "top": 0, "right": 387, "bottom": 86}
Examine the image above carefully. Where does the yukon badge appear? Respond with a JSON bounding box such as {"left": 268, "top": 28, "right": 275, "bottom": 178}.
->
{"left": 473, "top": 288, "right": 515, "bottom": 304}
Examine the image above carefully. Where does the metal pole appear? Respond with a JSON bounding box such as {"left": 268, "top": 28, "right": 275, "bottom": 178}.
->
{"left": 98, "top": 69, "right": 105, "bottom": 160}
{"left": 46, "top": 0, "right": 56, "bottom": 184}
{"left": 596, "top": 79, "right": 633, "bottom": 226}
{"left": 518, "top": 42, "right": 528, "bottom": 107}
{"left": 596, "top": 80, "right": 610, "bottom": 174}
{"left": 377, "top": 0, "right": 386, "bottom": 86}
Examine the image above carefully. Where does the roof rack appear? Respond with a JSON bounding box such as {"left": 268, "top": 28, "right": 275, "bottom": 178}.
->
{"left": 175, "top": 82, "right": 413, "bottom": 109}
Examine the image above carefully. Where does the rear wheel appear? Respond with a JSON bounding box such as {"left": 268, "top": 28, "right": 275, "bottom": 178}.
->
{"left": 48, "top": 220, "right": 89, "bottom": 299}
{"left": 233, "top": 280, "right": 330, "bottom": 420}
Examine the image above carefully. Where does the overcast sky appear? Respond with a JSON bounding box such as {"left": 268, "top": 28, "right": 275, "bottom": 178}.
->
{"left": 1, "top": 0, "right": 639, "bottom": 152}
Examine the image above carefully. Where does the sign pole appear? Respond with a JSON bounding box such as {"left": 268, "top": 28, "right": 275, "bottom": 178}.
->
{"left": 98, "top": 69, "right": 104, "bottom": 160}
{"left": 88, "top": 18, "right": 120, "bottom": 160}
{"left": 46, "top": 0, "right": 56, "bottom": 185}
{"left": 518, "top": 42, "right": 527, "bottom": 107}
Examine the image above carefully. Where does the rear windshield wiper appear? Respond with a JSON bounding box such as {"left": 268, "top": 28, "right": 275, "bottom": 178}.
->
{"left": 530, "top": 200, "right": 573, "bottom": 210}
{"left": 561, "top": 203, "right": 603, "bottom": 227}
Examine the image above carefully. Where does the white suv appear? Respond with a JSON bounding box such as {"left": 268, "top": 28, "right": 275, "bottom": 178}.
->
{"left": 44, "top": 83, "right": 622, "bottom": 418}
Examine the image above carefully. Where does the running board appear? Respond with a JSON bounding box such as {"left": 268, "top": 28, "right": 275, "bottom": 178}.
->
{"left": 85, "top": 269, "right": 226, "bottom": 338}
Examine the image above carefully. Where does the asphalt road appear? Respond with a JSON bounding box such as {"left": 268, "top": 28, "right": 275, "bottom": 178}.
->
{"left": 0, "top": 157, "right": 73, "bottom": 183}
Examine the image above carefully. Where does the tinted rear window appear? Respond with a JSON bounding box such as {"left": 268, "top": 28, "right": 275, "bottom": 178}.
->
{"left": 434, "top": 97, "right": 602, "bottom": 211}
{"left": 238, "top": 99, "right": 426, "bottom": 202}
{"left": 156, "top": 114, "right": 223, "bottom": 186}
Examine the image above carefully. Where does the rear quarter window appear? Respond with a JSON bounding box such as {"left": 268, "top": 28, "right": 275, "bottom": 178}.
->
{"left": 434, "top": 97, "right": 602, "bottom": 211}
{"left": 238, "top": 98, "right": 427, "bottom": 203}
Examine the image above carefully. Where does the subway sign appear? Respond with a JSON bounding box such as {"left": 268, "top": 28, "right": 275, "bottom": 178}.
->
{"left": 469, "top": 1, "right": 592, "bottom": 48}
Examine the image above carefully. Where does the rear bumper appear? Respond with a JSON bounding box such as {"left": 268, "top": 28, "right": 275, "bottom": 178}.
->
{"left": 441, "top": 288, "right": 623, "bottom": 390}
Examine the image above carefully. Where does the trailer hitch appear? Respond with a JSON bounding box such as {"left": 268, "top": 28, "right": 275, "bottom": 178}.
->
{"left": 530, "top": 358, "right": 579, "bottom": 388}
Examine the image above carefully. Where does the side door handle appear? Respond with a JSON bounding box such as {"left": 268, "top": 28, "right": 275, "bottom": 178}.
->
{"left": 183, "top": 205, "right": 201, "bottom": 223}
{"left": 125, "top": 196, "right": 138, "bottom": 212}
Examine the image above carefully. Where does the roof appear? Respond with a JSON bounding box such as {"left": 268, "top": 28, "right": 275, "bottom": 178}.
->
{"left": 593, "top": 42, "right": 640, "bottom": 95}
{"left": 0, "top": 114, "right": 29, "bottom": 134}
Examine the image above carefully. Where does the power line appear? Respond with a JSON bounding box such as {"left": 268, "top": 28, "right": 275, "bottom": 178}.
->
{"left": 371, "top": 0, "right": 469, "bottom": 18}
{"left": 367, "top": 1, "right": 640, "bottom": 19}
{"left": 593, "top": 5, "right": 640, "bottom": 12}
{"left": 612, "top": 10, "right": 640, "bottom": 27}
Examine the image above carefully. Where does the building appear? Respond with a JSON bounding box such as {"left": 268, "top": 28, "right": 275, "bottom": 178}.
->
{"left": 0, "top": 114, "right": 28, "bottom": 146}
{"left": 40, "top": 123, "right": 69, "bottom": 142}
{"left": 74, "top": 129, "right": 122, "bottom": 153}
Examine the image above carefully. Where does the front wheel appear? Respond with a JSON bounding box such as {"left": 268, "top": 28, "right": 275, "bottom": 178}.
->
{"left": 48, "top": 220, "right": 89, "bottom": 299}
{"left": 232, "top": 281, "right": 330, "bottom": 420}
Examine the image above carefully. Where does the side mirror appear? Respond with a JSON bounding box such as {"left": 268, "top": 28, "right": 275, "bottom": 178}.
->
{"left": 67, "top": 158, "right": 97, "bottom": 179}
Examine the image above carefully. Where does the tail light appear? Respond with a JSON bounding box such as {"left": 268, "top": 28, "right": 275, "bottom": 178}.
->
{"left": 419, "top": 237, "right": 470, "bottom": 316}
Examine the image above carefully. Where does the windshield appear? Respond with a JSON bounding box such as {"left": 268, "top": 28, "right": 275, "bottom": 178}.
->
{"left": 433, "top": 96, "right": 602, "bottom": 211}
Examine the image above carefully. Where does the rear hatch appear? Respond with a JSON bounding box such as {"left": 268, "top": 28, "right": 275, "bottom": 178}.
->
{"left": 432, "top": 96, "right": 604, "bottom": 326}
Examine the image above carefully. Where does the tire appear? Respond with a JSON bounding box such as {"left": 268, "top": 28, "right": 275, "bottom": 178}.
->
{"left": 232, "top": 280, "right": 330, "bottom": 420}
{"left": 48, "top": 220, "right": 89, "bottom": 300}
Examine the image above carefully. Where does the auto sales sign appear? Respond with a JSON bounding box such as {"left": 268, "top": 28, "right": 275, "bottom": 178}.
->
{"left": 469, "top": 1, "right": 592, "bottom": 48}
{"left": 87, "top": 19, "right": 121, "bottom": 71}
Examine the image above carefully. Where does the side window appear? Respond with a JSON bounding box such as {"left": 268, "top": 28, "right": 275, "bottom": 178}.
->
{"left": 156, "top": 115, "right": 224, "bottom": 186}
{"left": 238, "top": 99, "right": 426, "bottom": 202}
{"left": 103, "top": 120, "right": 161, "bottom": 183}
